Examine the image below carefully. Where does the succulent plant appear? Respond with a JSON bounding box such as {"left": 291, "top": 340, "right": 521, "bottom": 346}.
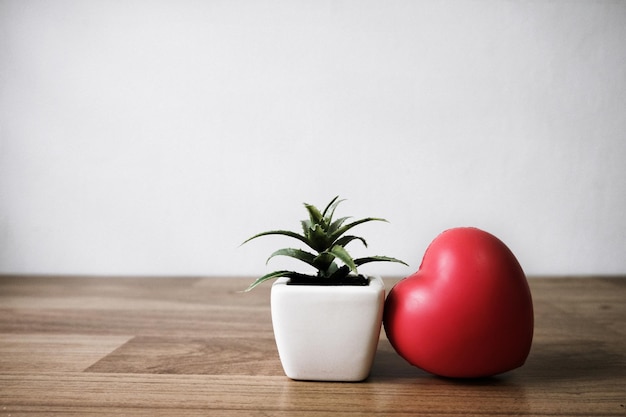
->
{"left": 243, "top": 196, "right": 407, "bottom": 291}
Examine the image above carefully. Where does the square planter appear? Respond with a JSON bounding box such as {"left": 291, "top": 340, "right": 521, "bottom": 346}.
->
{"left": 270, "top": 275, "right": 385, "bottom": 381}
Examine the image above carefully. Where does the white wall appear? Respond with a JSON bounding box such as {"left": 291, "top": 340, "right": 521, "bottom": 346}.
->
{"left": 1, "top": 0, "right": 625, "bottom": 277}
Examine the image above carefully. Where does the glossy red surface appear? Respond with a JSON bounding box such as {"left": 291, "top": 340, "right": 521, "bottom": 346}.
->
{"left": 383, "top": 227, "right": 534, "bottom": 378}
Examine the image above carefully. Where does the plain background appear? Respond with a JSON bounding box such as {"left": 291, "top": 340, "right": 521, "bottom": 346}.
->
{"left": 1, "top": 0, "right": 625, "bottom": 278}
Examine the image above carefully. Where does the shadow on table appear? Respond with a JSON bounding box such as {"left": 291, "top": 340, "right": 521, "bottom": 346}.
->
{"left": 520, "top": 339, "right": 625, "bottom": 383}
{"left": 371, "top": 338, "right": 625, "bottom": 384}
{"left": 370, "top": 340, "right": 522, "bottom": 385}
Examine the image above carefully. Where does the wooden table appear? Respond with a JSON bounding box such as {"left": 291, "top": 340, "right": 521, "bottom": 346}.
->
{"left": 0, "top": 276, "right": 624, "bottom": 416}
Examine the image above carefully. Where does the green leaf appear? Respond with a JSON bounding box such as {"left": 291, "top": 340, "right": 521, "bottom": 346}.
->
{"left": 328, "top": 216, "right": 351, "bottom": 235}
{"left": 322, "top": 196, "right": 345, "bottom": 224}
{"left": 241, "top": 230, "right": 314, "bottom": 251}
{"left": 243, "top": 270, "right": 295, "bottom": 292}
{"left": 308, "top": 223, "right": 330, "bottom": 252}
{"left": 312, "top": 252, "right": 337, "bottom": 275}
{"left": 354, "top": 256, "right": 408, "bottom": 267}
{"left": 328, "top": 217, "right": 388, "bottom": 244}
{"left": 266, "top": 248, "right": 317, "bottom": 268}
{"left": 325, "top": 261, "right": 340, "bottom": 277}
{"left": 327, "top": 264, "right": 351, "bottom": 281}
{"left": 244, "top": 270, "right": 318, "bottom": 291}
{"left": 333, "top": 235, "right": 368, "bottom": 249}
{"left": 330, "top": 245, "right": 357, "bottom": 272}
{"left": 304, "top": 202, "right": 324, "bottom": 226}
{"left": 321, "top": 196, "right": 340, "bottom": 218}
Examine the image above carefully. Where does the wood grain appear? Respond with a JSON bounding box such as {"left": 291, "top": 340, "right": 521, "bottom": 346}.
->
{"left": 0, "top": 275, "right": 624, "bottom": 416}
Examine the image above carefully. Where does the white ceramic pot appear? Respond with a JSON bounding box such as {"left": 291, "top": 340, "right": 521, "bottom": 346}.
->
{"left": 270, "top": 275, "right": 385, "bottom": 381}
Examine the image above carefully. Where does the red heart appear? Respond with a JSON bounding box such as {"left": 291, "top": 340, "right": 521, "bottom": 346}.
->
{"left": 383, "top": 227, "right": 534, "bottom": 378}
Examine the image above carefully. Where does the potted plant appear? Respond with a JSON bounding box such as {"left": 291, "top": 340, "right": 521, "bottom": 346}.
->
{"left": 243, "top": 196, "right": 406, "bottom": 381}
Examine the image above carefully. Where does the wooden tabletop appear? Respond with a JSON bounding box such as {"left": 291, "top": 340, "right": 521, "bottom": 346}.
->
{"left": 0, "top": 275, "right": 624, "bottom": 416}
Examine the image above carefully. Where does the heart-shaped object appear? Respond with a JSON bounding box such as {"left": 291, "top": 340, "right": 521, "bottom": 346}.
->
{"left": 383, "top": 227, "right": 534, "bottom": 378}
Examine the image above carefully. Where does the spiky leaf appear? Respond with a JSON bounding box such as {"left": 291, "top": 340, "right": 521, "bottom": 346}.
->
{"left": 321, "top": 196, "right": 340, "bottom": 218}
{"left": 312, "top": 252, "right": 336, "bottom": 274}
{"left": 266, "top": 248, "right": 317, "bottom": 268}
{"left": 242, "top": 230, "right": 314, "bottom": 251}
{"left": 334, "top": 235, "right": 368, "bottom": 248}
{"left": 244, "top": 270, "right": 295, "bottom": 292}
{"left": 304, "top": 203, "right": 324, "bottom": 227}
{"left": 326, "top": 264, "right": 352, "bottom": 281}
{"left": 308, "top": 223, "right": 330, "bottom": 252}
{"left": 330, "top": 244, "right": 357, "bottom": 272}
{"left": 354, "top": 256, "right": 409, "bottom": 267}
{"left": 328, "top": 216, "right": 351, "bottom": 235}
{"left": 328, "top": 217, "right": 387, "bottom": 244}
{"left": 322, "top": 196, "right": 345, "bottom": 224}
